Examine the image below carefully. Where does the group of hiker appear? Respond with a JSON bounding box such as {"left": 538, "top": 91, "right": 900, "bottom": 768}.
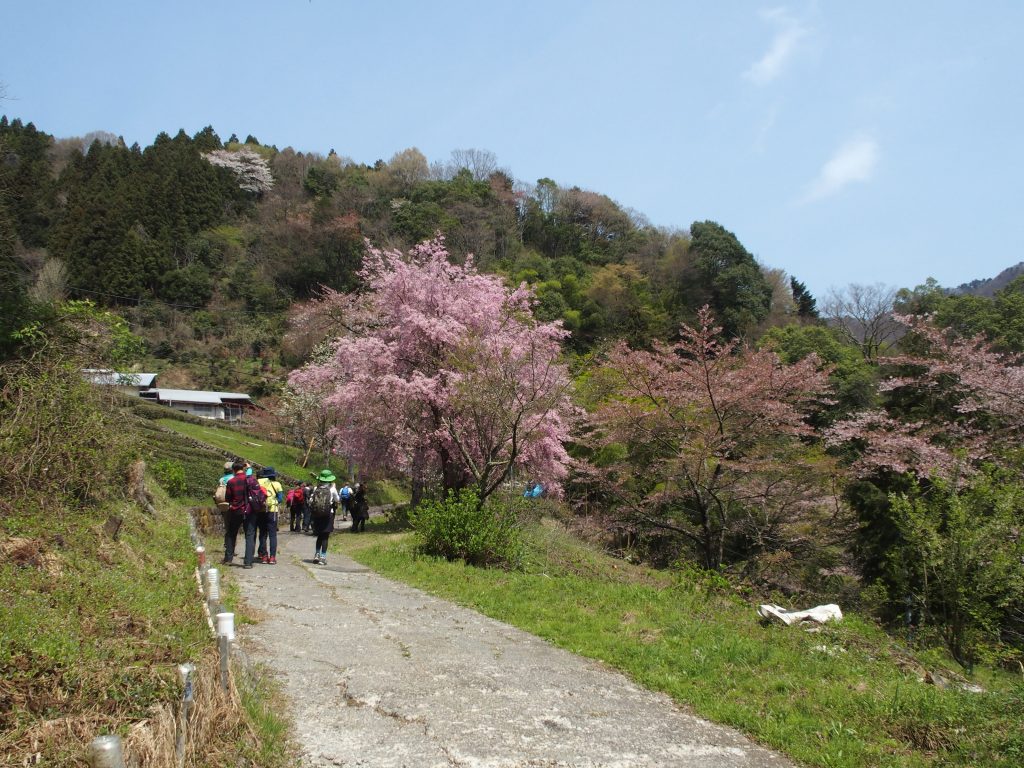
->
{"left": 216, "top": 460, "right": 370, "bottom": 569}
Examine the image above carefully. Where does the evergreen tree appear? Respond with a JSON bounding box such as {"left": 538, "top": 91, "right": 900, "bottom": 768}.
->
{"left": 191, "top": 125, "right": 222, "bottom": 153}
{"left": 0, "top": 117, "right": 57, "bottom": 248}
{"left": 790, "top": 276, "right": 819, "bottom": 319}
{"left": 686, "top": 220, "right": 773, "bottom": 338}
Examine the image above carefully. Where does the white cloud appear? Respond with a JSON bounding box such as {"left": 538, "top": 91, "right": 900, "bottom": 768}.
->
{"left": 744, "top": 8, "right": 809, "bottom": 85}
{"left": 801, "top": 137, "right": 880, "bottom": 203}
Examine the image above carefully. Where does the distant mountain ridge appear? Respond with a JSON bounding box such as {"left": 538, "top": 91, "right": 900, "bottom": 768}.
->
{"left": 955, "top": 262, "right": 1024, "bottom": 297}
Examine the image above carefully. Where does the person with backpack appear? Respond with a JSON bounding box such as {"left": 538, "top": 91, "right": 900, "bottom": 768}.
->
{"left": 286, "top": 482, "right": 305, "bottom": 532}
{"left": 350, "top": 482, "right": 369, "bottom": 533}
{"left": 309, "top": 470, "right": 339, "bottom": 565}
{"left": 301, "top": 480, "right": 315, "bottom": 533}
{"left": 339, "top": 482, "right": 353, "bottom": 520}
{"left": 257, "top": 467, "right": 285, "bottom": 564}
{"left": 213, "top": 460, "right": 233, "bottom": 514}
{"left": 223, "top": 460, "right": 264, "bottom": 569}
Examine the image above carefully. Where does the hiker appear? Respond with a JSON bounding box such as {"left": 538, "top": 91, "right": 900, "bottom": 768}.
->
{"left": 309, "top": 470, "right": 339, "bottom": 565}
{"left": 301, "top": 479, "right": 315, "bottom": 533}
{"left": 339, "top": 482, "right": 353, "bottom": 520}
{"left": 213, "top": 460, "right": 233, "bottom": 515}
{"left": 350, "top": 482, "right": 369, "bottom": 533}
{"left": 257, "top": 467, "right": 285, "bottom": 564}
{"left": 223, "top": 460, "right": 264, "bottom": 568}
{"left": 286, "top": 482, "right": 305, "bottom": 532}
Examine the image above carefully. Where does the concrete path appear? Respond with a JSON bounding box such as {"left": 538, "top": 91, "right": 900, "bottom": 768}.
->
{"left": 230, "top": 525, "right": 794, "bottom": 768}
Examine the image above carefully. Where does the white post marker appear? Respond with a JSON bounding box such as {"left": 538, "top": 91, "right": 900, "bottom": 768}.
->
{"left": 206, "top": 568, "right": 220, "bottom": 602}
{"left": 175, "top": 663, "right": 195, "bottom": 767}
{"left": 216, "top": 612, "right": 235, "bottom": 641}
{"left": 88, "top": 735, "right": 125, "bottom": 768}
{"left": 218, "top": 635, "right": 230, "bottom": 691}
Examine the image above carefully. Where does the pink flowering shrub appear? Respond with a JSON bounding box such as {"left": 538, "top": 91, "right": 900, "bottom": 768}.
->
{"left": 581, "top": 307, "right": 842, "bottom": 572}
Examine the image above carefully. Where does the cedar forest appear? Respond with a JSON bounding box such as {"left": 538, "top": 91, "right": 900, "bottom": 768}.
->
{"left": 2, "top": 117, "right": 1023, "bottom": 670}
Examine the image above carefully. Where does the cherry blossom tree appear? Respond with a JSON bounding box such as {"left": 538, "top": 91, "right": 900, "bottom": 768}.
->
{"left": 824, "top": 315, "right": 1024, "bottom": 665}
{"left": 288, "top": 237, "right": 575, "bottom": 506}
{"left": 277, "top": 343, "right": 344, "bottom": 468}
{"left": 581, "top": 307, "right": 839, "bottom": 571}
{"left": 203, "top": 148, "right": 274, "bottom": 194}
{"left": 824, "top": 314, "right": 1024, "bottom": 482}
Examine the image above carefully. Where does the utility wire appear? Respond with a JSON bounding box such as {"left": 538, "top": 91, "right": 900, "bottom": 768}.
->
{"left": 70, "top": 284, "right": 301, "bottom": 316}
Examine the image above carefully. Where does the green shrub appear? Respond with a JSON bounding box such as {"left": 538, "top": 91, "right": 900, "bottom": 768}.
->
{"left": 408, "top": 489, "right": 524, "bottom": 569}
{"left": 0, "top": 356, "right": 139, "bottom": 516}
{"left": 152, "top": 458, "right": 188, "bottom": 497}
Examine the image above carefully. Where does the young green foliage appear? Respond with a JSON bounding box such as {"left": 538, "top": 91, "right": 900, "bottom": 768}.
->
{"left": 408, "top": 489, "right": 525, "bottom": 568}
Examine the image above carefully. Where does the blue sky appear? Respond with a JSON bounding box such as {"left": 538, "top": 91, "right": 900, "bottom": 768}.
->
{"left": 2, "top": 1, "right": 1022, "bottom": 297}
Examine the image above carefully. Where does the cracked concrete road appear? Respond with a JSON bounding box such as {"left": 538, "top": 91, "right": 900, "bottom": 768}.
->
{"left": 231, "top": 525, "right": 794, "bottom": 768}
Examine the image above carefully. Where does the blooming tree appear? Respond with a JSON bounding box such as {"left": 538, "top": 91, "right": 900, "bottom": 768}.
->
{"left": 825, "top": 314, "right": 1024, "bottom": 481}
{"left": 275, "top": 343, "right": 344, "bottom": 468}
{"left": 823, "top": 315, "right": 1024, "bottom": 665}
{"left": 288, "top": 237, "right": 574, "bottom": 505}
{"left": 203, "top": 148, "right": 274, "bottom": 194}
{"left": 582, "top": 307, "right": 839, "bottom": 571}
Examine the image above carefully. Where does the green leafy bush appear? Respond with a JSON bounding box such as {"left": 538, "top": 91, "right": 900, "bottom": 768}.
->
{"left": 887, "top": 470, "right": 1024, "bottom": 669}
{"left": 408, "top": 489, "right": 524, "bottom": 568}
{"left": 152, "top": 458, "right": 188, "bottom": 497}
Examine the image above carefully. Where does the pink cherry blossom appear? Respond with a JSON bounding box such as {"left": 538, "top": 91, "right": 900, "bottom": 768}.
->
{"left": 582, "top": 307, "right": 839, "bottom": 570}
{"left": 288, "top": 237, "right": 575, "bottom": 504}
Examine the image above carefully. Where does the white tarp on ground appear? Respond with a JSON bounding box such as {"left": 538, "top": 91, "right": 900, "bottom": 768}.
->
{"left": 757, "top": 603, "right": 843, "bottom": 626}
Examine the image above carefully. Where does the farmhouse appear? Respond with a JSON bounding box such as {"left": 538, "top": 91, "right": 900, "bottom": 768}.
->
{"left": 139, "top": 388, "right": 254, "bottom": 422}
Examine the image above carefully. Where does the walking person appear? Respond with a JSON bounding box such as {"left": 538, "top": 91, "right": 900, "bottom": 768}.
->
{"left": 223, "top": 460, "right": 263, "bottom": 569}
{"left": 350, "top": 482, "right": 369, "bottom": 533}
{"left": 309, "top": 470, "right": 339, "bottom": 565}
{"left": 302, "top": 479, "right": 315, "bottom": 533}
{"left": 257, "top": 467, "right": 285, "bottom": 564}
{"left": 213, "top": 460, "right": 232, "bottom": 518}
{"left": 286, "top": 482, "right": 305, "bottom": 532}
{"left": 339, "top": 482, "right": 353, "bottom": 520}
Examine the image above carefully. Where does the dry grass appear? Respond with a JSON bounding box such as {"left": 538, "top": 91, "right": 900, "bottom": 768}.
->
{"left": 1, "top": 650, "right": 252, "bottom": 768}
{"left": 0, "top": 536, "right": 63, "bottom": 580}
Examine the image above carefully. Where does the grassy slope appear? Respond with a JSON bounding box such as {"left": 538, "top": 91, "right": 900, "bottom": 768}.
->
{"left": 0, "top": 482, "right": 207, "bottom": 763}
{"left": 0, "top": 405, "right": 294, "bottom": 767}
{"left": 331, "top": 518, "right": 1024, "bottom": 768}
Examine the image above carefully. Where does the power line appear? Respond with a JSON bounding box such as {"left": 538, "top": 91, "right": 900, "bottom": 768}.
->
{"left": 70, "top": 284, "right": 296, "bottom": 316}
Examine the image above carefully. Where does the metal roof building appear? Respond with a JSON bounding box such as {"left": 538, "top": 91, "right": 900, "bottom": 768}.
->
{"left": 82, "top": 369, "right": 159, "bottom": 394}
{"left": 139, "top": 388, "right": 254, "bottom": 422}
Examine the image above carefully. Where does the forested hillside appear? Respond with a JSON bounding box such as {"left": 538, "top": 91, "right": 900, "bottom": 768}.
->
{"left": 0, "top": 117, "right": 815, "bottom": 393}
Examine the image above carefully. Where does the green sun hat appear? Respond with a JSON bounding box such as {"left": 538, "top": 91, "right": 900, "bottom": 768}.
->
{"left": 317, "top": 469, "right": 336, "bottom": 483}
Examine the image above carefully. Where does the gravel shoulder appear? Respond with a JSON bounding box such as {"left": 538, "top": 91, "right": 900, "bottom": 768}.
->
{"left": 231, "top": 524, "right": 794, "bottom": 768}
